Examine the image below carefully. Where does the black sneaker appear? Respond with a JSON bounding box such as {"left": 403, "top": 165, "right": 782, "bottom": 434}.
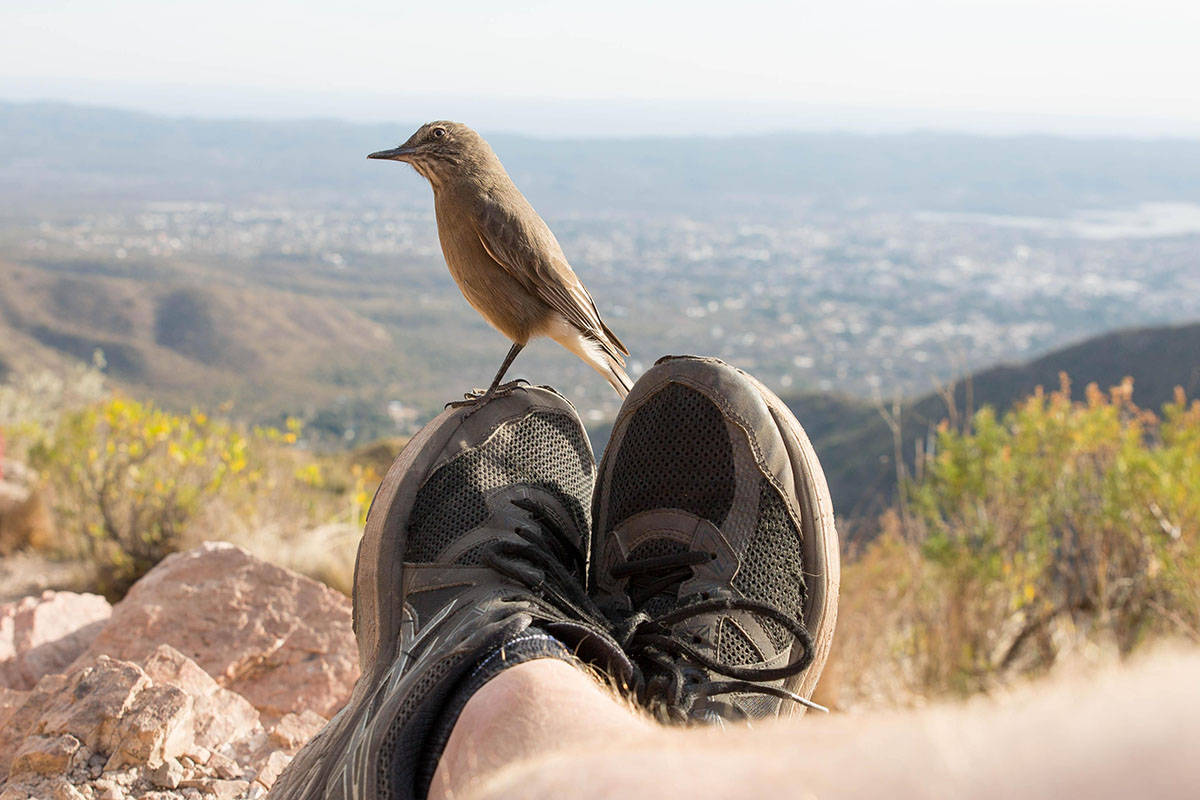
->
{"left": 270, "top": 386, "right": 629, "bottom": 800}
{"left": 592, "top": 356, "right": 839, "bottom": 723}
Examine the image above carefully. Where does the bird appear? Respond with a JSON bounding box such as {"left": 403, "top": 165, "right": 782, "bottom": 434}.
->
{"left": 368, "top": 121, "right": 632, "bottom": 400}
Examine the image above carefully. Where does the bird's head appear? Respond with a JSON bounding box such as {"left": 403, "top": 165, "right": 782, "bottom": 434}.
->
{"left": 368, "top": 121, "right": 490, "bottom": 183}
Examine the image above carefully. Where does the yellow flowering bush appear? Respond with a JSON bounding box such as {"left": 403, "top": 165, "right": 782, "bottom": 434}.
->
{"left": 29, "top": 396, "right": 265, "bottom": 597}
{"left": 838, "top": 376, "right": 1200, "bottom": 703}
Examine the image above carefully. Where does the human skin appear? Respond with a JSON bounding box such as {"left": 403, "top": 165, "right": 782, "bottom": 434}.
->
{"left": 430, "top": 649, "right": 1200, "bottom": 800}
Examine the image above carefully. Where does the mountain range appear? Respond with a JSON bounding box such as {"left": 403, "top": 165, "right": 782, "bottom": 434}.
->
{"left": 782, "top": 322, "right": 1200, "bottom": 530}
{"left": 7, "top": 101, "right": 1200, "bottom": 218}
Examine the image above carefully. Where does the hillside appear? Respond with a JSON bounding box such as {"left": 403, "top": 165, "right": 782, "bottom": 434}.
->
{"left": 781, "top": 321, "right": 1200, "bottom": 530}
{"left": 0, "top": 260, "right": 411, "bottom": 438}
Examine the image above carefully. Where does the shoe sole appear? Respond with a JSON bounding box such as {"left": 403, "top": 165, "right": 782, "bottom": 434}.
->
{"left": 739, "top": 369, "right": 840, "bottom": 712}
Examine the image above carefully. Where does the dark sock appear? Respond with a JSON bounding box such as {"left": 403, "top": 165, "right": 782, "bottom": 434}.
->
{"left": 416, "top": 626, "right": 574, "bottom": 795}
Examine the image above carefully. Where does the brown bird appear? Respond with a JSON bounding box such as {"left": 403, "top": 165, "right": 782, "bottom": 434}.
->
{"left": 368, "top": 121, "right": 632, "bottom": 399}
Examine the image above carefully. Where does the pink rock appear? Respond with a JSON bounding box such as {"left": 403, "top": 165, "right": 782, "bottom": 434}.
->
{"left": 0, "top": 591, "right": 112, "bottom": 690}
{"left": 0, "top": 652, "right": 240, "bottom": 781}
{"left": 37, "top": 656, "right": 150, "bottom": 755}
{"left": 105, "top": 683, "right": 194, "bottom": 770}
{"left": 0, "top": 686, "right": 29, "bottom": 731}
{"left": 0, "top": 673, "right": 69, "bottom": 778}
{"left": 254, "top": 750, "right": 291, "bottom": 790}
{"left": 0, "top": 658, "right": 142, "bottom": 779}
{"left": 141, "top": 645, "right": 261, "bottom": 751}
{"left": 268, "top": 710, "right": 328, "bottom": 753}
{"left": 77, "top": 543, "right": 358, "bottom": 719}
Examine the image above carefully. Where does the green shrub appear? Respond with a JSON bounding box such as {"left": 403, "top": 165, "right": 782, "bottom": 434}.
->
{"left": 28, "top": 396, "right": 263, "bottom": 598}
{"left": 838, "top": 376, "right": 1200, "bottom": 703}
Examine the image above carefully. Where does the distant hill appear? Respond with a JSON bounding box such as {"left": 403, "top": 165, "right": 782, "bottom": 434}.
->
{"left": 0, "top": 259, "right": 404, "bottom": 437}
{"left": 583, "top": 322, "right": 1200, "bottom": 533}
{"left": 6, "top": 101, "right": 1200, "bottom": 217}
{"left": 780, "top": 322, "right": 1200, "bottom": 533}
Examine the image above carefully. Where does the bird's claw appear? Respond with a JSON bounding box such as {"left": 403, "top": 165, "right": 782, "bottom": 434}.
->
{"left": 445, "top": 379, "right": 529, "bottom": 409}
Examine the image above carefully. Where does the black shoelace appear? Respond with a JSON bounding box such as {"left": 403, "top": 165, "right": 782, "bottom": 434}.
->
{"left": 609, "top": 549, "right": 824, "bottom": 722}
{"left": 480, "top": 501, "right": 823, "bottom": 720}
{"left": 481, "top": 498, "right": 615, "bottom": 641}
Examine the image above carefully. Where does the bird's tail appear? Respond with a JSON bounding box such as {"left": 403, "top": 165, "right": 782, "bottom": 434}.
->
{"left": 604, "top": 355, "right": 633, "bottom": 398}
{"left": 554, "top": 326, "right": 633, "bottom": 398}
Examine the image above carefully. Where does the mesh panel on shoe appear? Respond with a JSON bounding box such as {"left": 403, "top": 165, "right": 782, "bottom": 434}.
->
{"left": 453, "top": 542, "right": 491, "bottom": 566}
{"left": 406, "top": 411, "right": 591, "bottom": 563}
{"left": 732, "top": 479, "right": 807, "bottom": 651}
{"left": 606, "top": 383, "right": 735, "bottom": 530}
{"left": 718, "top": 618, "right": 763, "bottom": 666}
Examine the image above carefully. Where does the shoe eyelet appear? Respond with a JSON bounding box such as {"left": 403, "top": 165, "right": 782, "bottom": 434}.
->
{"left": 709, "top": 553, "right": 718, "bottom": 561}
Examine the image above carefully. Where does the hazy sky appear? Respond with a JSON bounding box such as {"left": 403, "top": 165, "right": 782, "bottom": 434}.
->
{"left": 4, "top": 0, "right": 1200, "bottom": 136}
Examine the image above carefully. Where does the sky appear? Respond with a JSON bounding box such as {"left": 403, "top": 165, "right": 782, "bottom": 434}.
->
{"left": 4, "top": 0, "right": 1200, "bottom": 137}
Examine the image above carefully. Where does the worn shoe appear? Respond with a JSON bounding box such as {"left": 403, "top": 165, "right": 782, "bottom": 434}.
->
{"left": 270, "top": 386, "right": 629, "bottom": 800}
{"left": 592, "top": 356, "right": 839, "bottom": 723}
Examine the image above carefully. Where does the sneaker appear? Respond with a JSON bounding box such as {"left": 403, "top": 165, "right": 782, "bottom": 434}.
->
{"left": 270, "top": 386, "right": 629, "bottom": 800}
{"left": 592, "top": 356, "right": 839, "bottom": 723}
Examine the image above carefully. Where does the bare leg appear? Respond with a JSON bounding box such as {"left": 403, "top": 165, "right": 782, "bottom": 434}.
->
{"left": 432, "top": 649, "right": 1200, "bottom": 800}
{"left": 486, "top": 341, "right": 525, "bottom": 392}
{"left": 449, "top": 342, "right": 526, "bottom": 407}
{"left": 429, "top": 659, "right": 654, "bottom": 800}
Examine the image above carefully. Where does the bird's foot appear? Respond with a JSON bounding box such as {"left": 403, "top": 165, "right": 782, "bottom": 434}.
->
{"left": 445, "top": 379, "right": 529, "bottom": 409}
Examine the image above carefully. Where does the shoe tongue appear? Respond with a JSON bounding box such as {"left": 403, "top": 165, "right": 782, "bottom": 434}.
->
{"left": 626, "top": 538, "right": 692, "bottom": 615}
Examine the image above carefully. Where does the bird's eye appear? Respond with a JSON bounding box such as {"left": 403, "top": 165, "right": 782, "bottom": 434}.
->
{"left": 432, "top": 127, "right": 446, "bottom": 138}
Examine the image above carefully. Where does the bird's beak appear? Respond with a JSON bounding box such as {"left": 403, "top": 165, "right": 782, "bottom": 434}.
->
{"left": 367, "top": 146, "right": 415, "bottom": 162}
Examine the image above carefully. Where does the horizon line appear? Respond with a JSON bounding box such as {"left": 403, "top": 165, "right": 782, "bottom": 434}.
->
{"left": 4, "top": 77, "right": 1200, "bottom": 142}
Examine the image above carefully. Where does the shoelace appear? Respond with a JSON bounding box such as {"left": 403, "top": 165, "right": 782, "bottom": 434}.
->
{"left": 481, "top": 498, "right": 614, "bottom": 642}
{"left": 609, "top": 549, "right": 824, "bottom": 721}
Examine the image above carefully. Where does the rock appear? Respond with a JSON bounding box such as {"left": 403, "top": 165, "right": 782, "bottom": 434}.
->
{"left": 0, "top": 685, "right": 29, "bottom": 729}
{"left": 0, "top": 651, "right": 253, "bottom": 783}
{"left": 105, "top": 683, "right": 194, "bottom": 770}
{"left": 184, "top": 746, "right": 211, "bottom": 767}
{"left": 0, "top": 672, "right": 69, "bottom": 777}
{"left": 206, "top": 779, "right": 249, "bottom": 800}
{"left": 149, "top": 756, "right": 185, "bottom": 789}
{"left": 141, "top": 645, "right": 260, "bottom": 751}
{"left": 53, "top": 781, "right": 88, "bottom": 800}
{"left": 267, "top": 710, "right": 326, "bottom": 752}
{"left": 8, "top": 733, "right": 82, "bottom": 778}
{"left": 95, "top": 783, "right": 123, "bottom": 800}
{"left": 253, "top": 750, "right": 290, "bottom": 790}
{"left": 76, "top": 543, "right": 358, "bottom": 719}
{"left": 205, "top": 751, "right": 241, "bottom": 780}
{"left": 0, "top": 591, "right": 112, "bottom": 690}
{"left": 37, "top": 656, "right": 149, "bottom": 756}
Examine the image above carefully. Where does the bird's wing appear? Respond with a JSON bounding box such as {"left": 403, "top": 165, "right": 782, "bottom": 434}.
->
{"left": 474, "top": 196, "right": 629, "bottom": 358}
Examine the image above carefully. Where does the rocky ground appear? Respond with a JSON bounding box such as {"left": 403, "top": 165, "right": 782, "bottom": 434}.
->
{"left": 0, "top": 542, "right": 359, "bottom": 799}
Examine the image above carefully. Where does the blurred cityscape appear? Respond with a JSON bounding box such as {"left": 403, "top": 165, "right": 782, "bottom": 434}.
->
{"left": 3, "top": 103, "right": 1199, "bottom": 439}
